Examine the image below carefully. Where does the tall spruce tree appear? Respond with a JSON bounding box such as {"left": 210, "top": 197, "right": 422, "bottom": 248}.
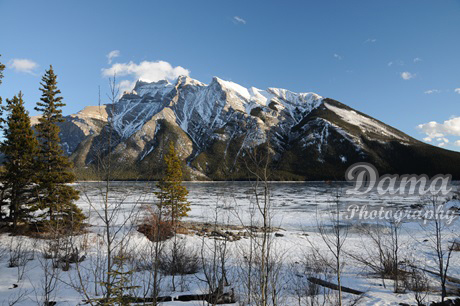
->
{"left": 1, "top": 93, "right": 39, "bottom": 230}
{"left": 0, "top": 55, "right": 5, "bottom": 133}
{"left": 34, "top": 66, "right": 85, "bottom": 228}
{"left": 0, "top": 55, "right": 5, "bottom": 118}
{"left": 155, "top": 142, "right": 190, "bottom": 225}
{"left": 0, "top": 55, "right": 6, "bottom": 220}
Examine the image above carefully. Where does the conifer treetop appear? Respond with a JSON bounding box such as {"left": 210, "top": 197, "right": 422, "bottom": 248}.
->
{"left": 0, "top": 55, "right": 5, "bottom": 85}
{"left": 35, "top": 65, "right": 65, "bottom": 123}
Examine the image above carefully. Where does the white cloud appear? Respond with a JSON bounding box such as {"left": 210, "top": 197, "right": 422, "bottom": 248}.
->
{"left": 455, "top": 88, "right": 460, "bottom": 94}
{"left": 413, "top": 57, "right": 422, "bottom": 63}
{"left": 417, "top": 117, "right": 460, "bottom": 142}
{"left": 423, "top": 137, "right": 432, "bottom": 142}
{"left": 8, "top": 58, "right": 38, "bottom": 74}
{"left": 102, "top": 60, "right": 190, "bottom": 92}
{"left": 233, "top": 16, "right": 246, "bottom": 24}
{"left": 388, "top": 60, "right": 404, "bottom": 67}
{"left": 435, "top": 137, "right": 449, "bottom": 147}
{"left": 401, "top": 71, "right": 415, "bottom": 80}
{"left": 365, "top": 38, "right": 377, "bottom": 43}
{"left": 454, "top": 140, "right": 460, "bottom": 147}
{"left": 333, "top": 53, "right": 343, "bottom": 60}
{"left": 437, "top": 137, "right": 449, "bottom": 143}
{"left": 107, "top": 50, "right": 120, "bottom": 64}
{"left": 424, "top": 89, "right": 440, "bottom": 94}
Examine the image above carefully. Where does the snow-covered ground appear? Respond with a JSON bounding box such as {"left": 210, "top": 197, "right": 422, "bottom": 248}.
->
{"left": 0, "top": 181, "right": 459, "bottom": 305}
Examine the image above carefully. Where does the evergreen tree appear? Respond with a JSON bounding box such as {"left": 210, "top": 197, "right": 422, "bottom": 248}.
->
{"left": 0, "top": 55, "right": 4, "bottom": 83}
{"left": 34, "top": 66, "right": 85, "bottom": 229}
{"left": 155, "top": 142, "right": 190, "bottom": 225}
{"left": 0, "top": 55, "right": 6, "bottom": 220}
{"left": 0, "top": 54, "right": 5, "bottom": 124}
{"left": 0, "top": 93, "right": 39, "bottom": 230}
{"left": 99, "top": 253, "right": 140, "bottom": 305}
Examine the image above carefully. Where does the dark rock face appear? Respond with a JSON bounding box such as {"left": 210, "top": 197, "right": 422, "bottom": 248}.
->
{"left": 49, "top": 76, "right": 460, "bottom": 180}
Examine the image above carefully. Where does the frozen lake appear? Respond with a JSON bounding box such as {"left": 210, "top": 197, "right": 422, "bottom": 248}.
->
{"left": 75, "top": 181, "right": 460, "bottom": 231}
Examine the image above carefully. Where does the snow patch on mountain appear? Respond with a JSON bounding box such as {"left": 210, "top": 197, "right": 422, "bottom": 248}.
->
{"left": 132, "top": 79, "right": 174, "bottom": 98}
{"left": 324, "top": 102, "right": 408, "bottom": 141}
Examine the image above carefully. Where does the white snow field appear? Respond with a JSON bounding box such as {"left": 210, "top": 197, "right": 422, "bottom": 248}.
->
{"left": 0, "top": 181, "right": 459, "bottom": 305}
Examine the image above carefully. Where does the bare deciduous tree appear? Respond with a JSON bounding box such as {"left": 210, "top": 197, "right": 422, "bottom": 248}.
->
{"left": 315, "top": 189, "right": 348, "bottom": 306}
{"left": 69, "top": 77, "right": 142, "bottom": 304}
{"left": 422, "top": 195, "right": 454, "bottom": 302}
{"left": 198, "top": 196, "right": 234, "bottom": 304}
{"left": 235, "top": 143, "right": 285, "bottom": 306}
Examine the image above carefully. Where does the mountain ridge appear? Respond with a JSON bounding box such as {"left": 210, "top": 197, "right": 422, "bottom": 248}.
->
{"left": 36, "top": 76, "right": 460, "bottom": 180}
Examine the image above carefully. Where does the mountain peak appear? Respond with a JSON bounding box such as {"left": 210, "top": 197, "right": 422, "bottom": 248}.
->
{"left": 55, "top": 75, "right": 460, "bottom": 180}
{"left": 133, "top": 79, "right": 170, "bottom": 91}
{"left": 176, "top": 75, "right": 206, "bottom": 87}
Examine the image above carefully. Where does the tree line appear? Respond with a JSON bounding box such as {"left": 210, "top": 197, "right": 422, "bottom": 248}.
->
{"left": 0, "top": 56, "right": 84, "bottom": 233}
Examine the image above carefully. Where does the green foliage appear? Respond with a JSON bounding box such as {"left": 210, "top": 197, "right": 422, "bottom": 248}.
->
{"left": 99, "top": 253, "right": 140, "bottom": 305}
{"left": 0, "top": 54, "right": 6, "bottom": 130}
{"left": 0, "top": 55, "right": 4, "bottom": 84}
{"left": 0, "top": 93, "right": 38, "bottom": 228}
{"left": 155, "top": 142, "right": 190, "bottom": 224}
{"left": 0, "top": 55, "right": 5, "bottom": 219}
{"left": 34, "top": 66, "right": 85, "bottom": 228}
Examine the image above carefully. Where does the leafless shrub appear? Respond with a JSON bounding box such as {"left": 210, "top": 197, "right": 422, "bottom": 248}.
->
{"left": 36, "top": 249, "right": 60, "bottom": 306}
{"left": 138, "top": 206, "right": 174, "bottom": 242}
{"left": 450, "top": 240, "right": 460, "bottom": 252}
{"left": 404, "top": 267, "right": 429, "bottom": 306}
{"left": 297, "top": 252, "right": 338, "bottom": 306}
{"left": 347, "top": 218, "right": 405, "bottom": 293}
{"left": 159, "top": 238, "right": 200, "bottom": 276}
{"left": 54, "top": 247, "right": 85, "bottom": 271}
{"left": 289, "top": 262, "right": 320, "bottom": 306}
{"left": 7, "top": 237, "right": 34, "bottom": 282}
{"left": 5, "top": 284, "right": 30, "bottom": 306}
{"left": 196, "top": 196, "right": 235, "bottom": 305}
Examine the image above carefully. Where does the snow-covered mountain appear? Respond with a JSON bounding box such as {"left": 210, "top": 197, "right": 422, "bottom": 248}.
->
{"left": 56, "top": 76, "right": 460, "bottom": 180}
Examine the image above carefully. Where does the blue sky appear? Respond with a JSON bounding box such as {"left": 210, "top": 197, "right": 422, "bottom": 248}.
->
{"left": 1, "top": 0, "right": 460, "bottom": 150}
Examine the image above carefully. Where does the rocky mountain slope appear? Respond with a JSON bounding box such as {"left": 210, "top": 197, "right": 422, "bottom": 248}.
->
{"left": 52, "top": 76, "right": 460, "bottom": 180}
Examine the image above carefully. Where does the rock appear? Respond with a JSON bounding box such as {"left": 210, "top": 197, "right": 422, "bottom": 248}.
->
{"left": 9, "top": 284, "right": 18, "bottom": 289}
{"left": 210, "top": 230, "right": 227, "bottom": 238}
{"left": 430, "top": 298, "right": 460, "bottom": 306}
